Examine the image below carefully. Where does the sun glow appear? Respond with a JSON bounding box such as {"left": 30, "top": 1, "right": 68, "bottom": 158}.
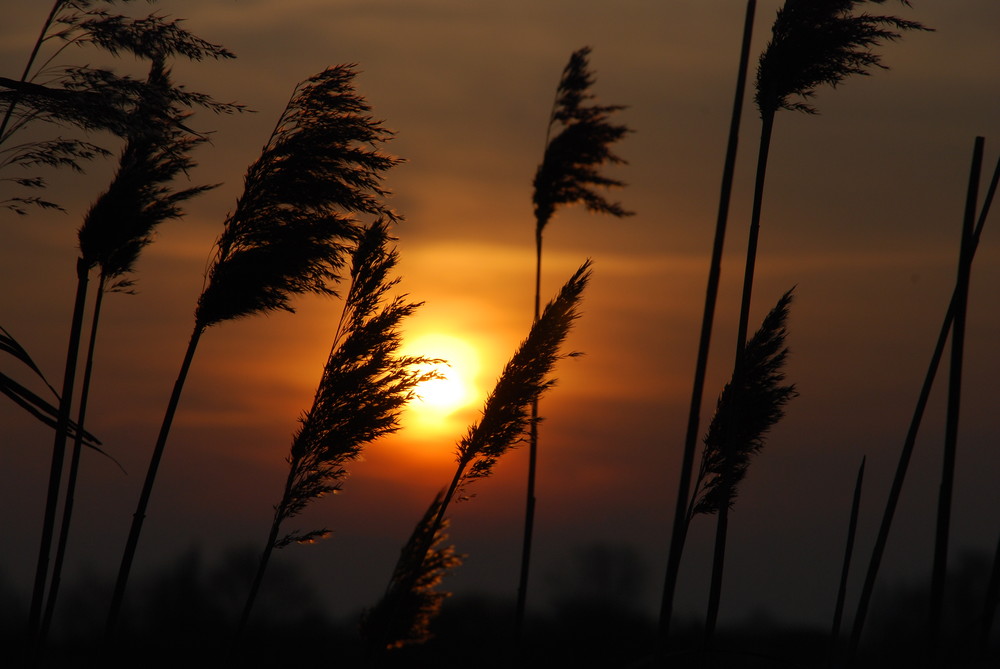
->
{"left": 402, "top": 333, "right": 482, "bottom": 434}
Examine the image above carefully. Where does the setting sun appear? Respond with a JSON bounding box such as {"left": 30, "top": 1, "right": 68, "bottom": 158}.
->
{"left": 402, "top": 333, "right": 482, "bottom": 433}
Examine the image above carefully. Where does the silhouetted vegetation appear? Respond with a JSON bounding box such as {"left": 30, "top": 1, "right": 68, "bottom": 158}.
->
{"left": 3, "top": 2, "right": 1000, "bottom": 668}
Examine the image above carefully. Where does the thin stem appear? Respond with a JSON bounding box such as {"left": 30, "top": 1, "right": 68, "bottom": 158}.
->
{"left": 848, "top": 140, "right": 998, "bottom": 659}
{"left": 929, "top": 136, "right": 982, "bottom": 657}
{"left": 704, "top": 502, "right": 730, "bottom": 649}
{"left": 105, "top": 323, "right": 205, "bottom": 639}
{"left": 28, "top": 256, "right": 90, "bottom": 643}
{"left": 735, "top": 109, "right": 775, "bottom": 366}
{"left": 239, "top": 456, "right": 300, "bottom": 634}
{"left": 980, "top": 531, "right": 1000, "bottom": 656}
{"left": 41, "top": 275, "right": 106, "bottom": 641}
{"left": 659, "top": 0, "right": 756, "bottom": 644}
{"left": 515, "top": 225, "right": 544, "bottom": 635}
{"left": 829, "top": 456, "right": 866, "bottom": 666}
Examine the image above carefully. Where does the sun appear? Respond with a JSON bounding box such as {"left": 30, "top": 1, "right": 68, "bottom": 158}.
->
{"left": 401, "top": 333, "right": 482, "bottom": 433}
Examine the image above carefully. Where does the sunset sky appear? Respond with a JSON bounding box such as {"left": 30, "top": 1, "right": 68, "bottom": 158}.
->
{"left": 2, "top": 0, "right": 999, "bottom": 637}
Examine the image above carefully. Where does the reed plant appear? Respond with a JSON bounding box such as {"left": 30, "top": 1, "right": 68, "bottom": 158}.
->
{"left": 238, "top": 221, "right": 438, "bottom": 632}
{"left": 12, "top": 6, "right": 238, "bottom": 641}
{"left": 686, "top": 289, "right": 797, "bottom": 644}
{"left": 848, "top": 144, "right": 1000, "bottom": 659}
{"left": 659, "top": 0, "right": 757, "bottom": 645}
{"left": 0, "top": 1, "right": 236, "bottom": 214}
{"left": 368, "top": 261, "right": 591, "bottom": 651}
{"left": 362, "top": 491, "right": 464, "bottom": 651}
{"left": 828, "top": 456, "right": 865, "bottom": 666}
{"left": 520, "top": 47, "right": 629, "bottom": 632}
{"left": 40, "top": 57, "right": 221, "bottom": 640}
{"left": 105, "top": 64, "right": 402, "bottom": 636}
{"left": 928, "top": 137, "right": 981, "bottom": 658}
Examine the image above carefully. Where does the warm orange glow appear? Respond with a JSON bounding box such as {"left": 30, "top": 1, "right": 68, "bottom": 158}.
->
{"left": 401, "top": 333, "right": 482, "bottom": 436}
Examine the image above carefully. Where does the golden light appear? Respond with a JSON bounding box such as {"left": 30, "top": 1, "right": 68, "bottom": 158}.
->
{"left": 402, "top": 332, "right": 482, "bottom": 435}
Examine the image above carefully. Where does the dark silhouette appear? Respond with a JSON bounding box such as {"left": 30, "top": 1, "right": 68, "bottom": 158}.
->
{"left": 521, "top": 46, "right": 630, "bottom": 636}
{"left": 659, "top": 0, "right": 757, "bottom": 649}
{"left": 106, "top": 65, "right": 402, "bottom": 637}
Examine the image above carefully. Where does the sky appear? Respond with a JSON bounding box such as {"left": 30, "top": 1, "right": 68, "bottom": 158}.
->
{"left": 1, "top": 0, "right": 1000, "bottom": 641}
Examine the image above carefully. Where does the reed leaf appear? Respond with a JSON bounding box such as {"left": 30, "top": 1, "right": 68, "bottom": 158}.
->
{"left": 195, "top": 65, "right": 401, "bottom": 328}
{"left": 0, "top": 372, "right": 104, "bottom": 453}
{"left": 755, "top": 0, "right": 930, "bottom": 117}
{"left": 362, "top": 491, "right": 464, "bottom": 650}
{"left": 691, "top": 289, "right": 797, "bottom": 517}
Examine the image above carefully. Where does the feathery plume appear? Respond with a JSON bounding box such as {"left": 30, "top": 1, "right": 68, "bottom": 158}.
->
{"left": 107, "top": 65, "right": 401, "bottom": 636}
{"left": 691, "top": 289, "right": 797, "bottom": 517}
{"left": 77, "top": 58, "right": 213, "bottom": 291}
{"left": 457, "top": 261, "right": 590, "bottom": 496}
{"left": 1, "top": 3, "right": 239, "bottom": 214}
{"left": 755, "top": 0, "right": 930, "bottom": 116}
{"left": 362, "top": 491, "right": 463, "bottom": 650}
{"left": 532, "top": 47, "right": 632, "bottom": 235}
{"left": 239, "top": 221, "right": 438, "bottom": 630}
{"left": 195, "top": 65, "right": 400, "bottom": 328}
{"left": 367, "top": 262, "right": 591, "bottom": 651}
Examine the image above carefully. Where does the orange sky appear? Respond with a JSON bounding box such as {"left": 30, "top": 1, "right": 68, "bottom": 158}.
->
{"left": 2, "top": 0, "right": 1000, "bottom": 634}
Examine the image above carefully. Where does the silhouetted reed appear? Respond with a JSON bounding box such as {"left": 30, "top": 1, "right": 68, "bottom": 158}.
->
{"left": 849, "top": 142, "right": 1000, "bottom": 659}
{"left": 239, "top": 221, "right": 438, "bottom": 632}
{"left": 40, "top": 57, "right": 218, "bottom": 640}
{"left": 689, "top": 291, "right": 797, "bottom": 644}
{"left": 659, "top": 0, "right": 757, "bottom": 646}
{"left": 369, "top": 261, "right": 591, "bottom": 652}
{"left": 520, "top": 46, "right": 629, "bottom": 633}
{"left": 362, "top": 491, "right": 464, "bottom": 651}
{"left": 829, "top": 456, "right": 865, "bottom": 665}
{"left": 0, "top": 1, "right": 236, "bottom": 214}
{"left": 17, "top": 8, "right": 238, "bottom": 641}
{"left": 106, "top": 64, "right": 402, "bottom": 636}
{"left": 928, "top": 137, "right": 981, "bottom": 659}
{"left": 739, "top": 0, "right": 928, "bottom": 354}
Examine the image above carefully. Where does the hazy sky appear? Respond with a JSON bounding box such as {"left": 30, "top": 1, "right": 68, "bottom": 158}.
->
{"left": 2, "top": 0, "right": 999, "bottom": 637}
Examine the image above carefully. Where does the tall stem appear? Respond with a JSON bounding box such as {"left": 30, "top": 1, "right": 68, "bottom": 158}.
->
{"left": 734, "top": 110, "right": 774, "bottom": 364}
{"left": 928, "top": 135, "right": 981, "bottom": 657}
{"left": 515, "top": 225, "right": 544, "bottom": 635}
{"left": 659, "top": 0, "right": 756, "bottom": 643}
{"left": 105, "top": 323, "right": 204, "bottom": 638}
{"left": 848, "top": 140, "right": 998, "bottom": 659}
{"left": 828, "top": 456, "right": 866, "bottom": 666}
{"left": 28, "top": 256, "right": 90, "bottom": 641}
{"left": 703, "top": 501, "right": 730, "bottom": 648}
{"left": 41, "top": 275, "right": 106, "bottom": 641}
{"left": 239, "top": 457, "right": 300, "bottom": 634}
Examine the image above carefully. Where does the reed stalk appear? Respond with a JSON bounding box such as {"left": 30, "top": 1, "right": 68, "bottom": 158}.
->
{"left": 717, "top": 0, "right": 925, "bottom": 650}
{"left": 659, "top": 1, "right": 757, "bottom": 646}
{"left": 105, "top": 64, "right": 401, "bottom": 638}
{"left": 848, "top": 142, "right": 1000, "bottom": 659}
{"left": 928, "top": 136, "right": 981, "bottom": 658}
{"left": 828, "top": 455, "right": 865, "bottom": 666}
{"left": 687, "top": 290, "right": 797, "bottom": 646}
{"left": 519, "top": 47, "right": 630, "bottom": 635}
{"left": 369, "top": 262, "right": 591, "bottom": 651}
{"left": 980, "top": 532, "right": 1000, "bottom": 656}
{"left": 238, "top": 221, "right": 437, "bottom": 632}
